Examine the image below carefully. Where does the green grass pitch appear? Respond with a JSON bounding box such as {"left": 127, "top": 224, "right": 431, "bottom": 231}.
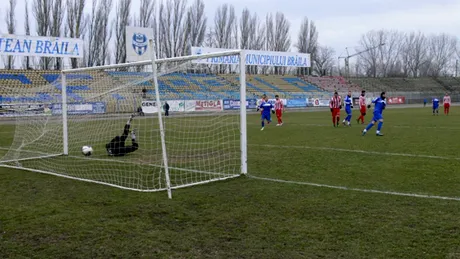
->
{"left": 1, "top": 106, "right": 460, "bottom": 258}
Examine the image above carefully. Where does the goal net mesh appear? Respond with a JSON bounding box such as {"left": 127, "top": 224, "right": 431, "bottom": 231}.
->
{"left": 0, "top": 53, "right": 244, "bottom": 192}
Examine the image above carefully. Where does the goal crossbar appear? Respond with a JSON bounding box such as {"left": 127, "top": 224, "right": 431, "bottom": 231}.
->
{"left": 62, "top": 50, "right": 243, "bottom": 73}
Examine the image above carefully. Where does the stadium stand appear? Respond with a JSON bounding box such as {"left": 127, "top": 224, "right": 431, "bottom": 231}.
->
{"left": 299, "top": 76, "right": 362, "bottom": 95}
{"left": 348, "top": 77, "right": 448, "bottom": 93}
{"left": 4, "top": 69, "right": 457, "bottom": 105}
{"left": 432, "top": 77, "right": 460, "bottom": 93}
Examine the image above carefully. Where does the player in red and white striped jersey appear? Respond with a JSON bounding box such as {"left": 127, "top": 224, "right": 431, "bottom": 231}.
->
{"left": 329, "top": 91, "right": 342, "bottom": 127}
{"left": 443, "top": 93, "right": 451, "bottom": 115}
{"left": 356, "top": 90, "right": 369, "bottom": 124}
{"left": 274, "top": 95, "right": 285, "bottom": 126}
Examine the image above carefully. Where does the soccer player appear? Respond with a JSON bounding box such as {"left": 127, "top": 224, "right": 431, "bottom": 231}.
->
{"left": 106, "top": 114, "right": 139, "bottom": 156}
{"left": 432, "top": 97, "right": 440, "bottom": 116}
{"left": 342, "top": 91, "right": 353, "bottom": 126}
{"left": 259, "top": 96, "right": 274, "bottom": 131}
{"left": 256, "top": 94, "right": 266, "bottom": 113}
{"left": 362, "top": 92, "right": 386, "bottom": 136}
{"left": 443, "top": 93, "right": 451, "bottom": 115}
{"left": 274, "top": 95, "right": 285, "bottom": 126}
{"left": 356, "top": 90, "right": 370, "bottom": 124}
{"left": 329, "top": 91, "right": 342, "bottom": 127}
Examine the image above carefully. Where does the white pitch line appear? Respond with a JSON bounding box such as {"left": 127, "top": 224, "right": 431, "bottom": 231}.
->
{"left": 250, "top": 143, "right": 460, "bottom": 161}
{"left": 248, "top": 175, "right": 460, "bottom": 201}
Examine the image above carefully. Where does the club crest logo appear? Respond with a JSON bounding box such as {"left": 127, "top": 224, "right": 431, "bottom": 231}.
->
{"left": 132, "top": 33, "right": 148, "bottom": 56}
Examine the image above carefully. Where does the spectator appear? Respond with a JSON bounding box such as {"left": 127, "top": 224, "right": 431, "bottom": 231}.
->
{"left": 163, "top": 101, "right": 170, "bottom": 116}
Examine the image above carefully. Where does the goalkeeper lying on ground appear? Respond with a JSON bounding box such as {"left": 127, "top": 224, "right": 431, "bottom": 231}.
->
{"left": 106, "top": 114, "right": 139, "bottom": 156}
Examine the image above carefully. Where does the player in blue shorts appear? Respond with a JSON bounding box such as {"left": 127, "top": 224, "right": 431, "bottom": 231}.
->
{"left": 432, "top": 97, "right": 439, "bottom": 115}
{"left": 362, "top": 92, "right": 386, "bottom": 136}
{"left": 342, "top": 91, "right": 353, "bottom": 127}
{"left": 259, "top": 96, "right": 274, "bottom": 131}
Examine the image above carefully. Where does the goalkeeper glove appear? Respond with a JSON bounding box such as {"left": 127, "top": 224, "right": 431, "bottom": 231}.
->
{"left": 330, "top": 108, "right": 333, "bottom": 112}
{"left": 367, "top": 105, "right": 371, "bottom": 109}
{"left": 351, "top": 105, "right": 354, "bottom": 109}
{"left": 272, "top": 110, "right": 275, "bottom": 114}
{"left": 339, "top": 105, "right": 342, "bottom": 109}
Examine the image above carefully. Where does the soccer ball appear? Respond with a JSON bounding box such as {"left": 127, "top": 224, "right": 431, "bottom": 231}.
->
{"left": 81, "top": 146, "right": 93, "bottom": 156}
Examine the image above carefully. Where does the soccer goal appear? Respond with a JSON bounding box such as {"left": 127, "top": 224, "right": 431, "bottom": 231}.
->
{"left": 0, "top": 44, "right": 247, "bottom": 198}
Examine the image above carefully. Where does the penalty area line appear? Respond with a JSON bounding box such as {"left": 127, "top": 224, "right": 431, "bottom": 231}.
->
{"left": 248, "top": 175, "right": 460, "bottom": 202}
{"left": 250, "top": 144, "right": 460, "bottom": 161}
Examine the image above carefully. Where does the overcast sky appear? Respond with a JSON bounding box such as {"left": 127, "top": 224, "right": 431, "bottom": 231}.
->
{"left": 2, "top": 0, "right": 460, "bottom": 57}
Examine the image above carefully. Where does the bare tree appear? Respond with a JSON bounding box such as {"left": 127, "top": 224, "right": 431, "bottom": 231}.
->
{"left": 357, "top": 30, "right": 382, "bottom": 77}
{"left": 114, "top": 0, "right": 132, "bottom": 64}
{"left": 271, "top": 12, "right": 291, "bottom": 74}
{"left": 33, "top": 0, "right": 53, "bottom": 69}
{"left": 295, "top": 17, "right": 317, "bottom": 75}
{"left": 187, "top": 0, "right": 207, "bottom": 50}
{"left": 239, "top": 8, "right": 263, "bottom": 74}
{"left": 32, "top": 0, "right": 65, "bottom": 69}
{"left": 204, "top": 27, "right": 214, "bottom": 47}
{"left": 261, "top": 13, "right": 274, "bottom": 74}
{"left": 159, "top": 0, "right": 189, "bottom": 58}
{"left": 135, "top": 0, "right": 155, "bottom": 27}
{"left": 5, "top": 0, "right": 16, "bottom": 69}
{"left": 213, "top": 3, "right": 236, "bottom": 73}
{"left": 23, "top": 1, "right": 33, "bottom": 69}
{"left": 86, "top": 0, "right": 113, "bottom": 67}
{"left": 314, "top": 46, "right": 335, "bottom": 76}
{"left": 51, "top": 0, "right": 64, "bottom": 69}
{"left": 427, "top": 33, "right": 457, "bottom": 77}
{"left": 239, "top": 8, "right": 250, "bottom": 50}
{"left": 67, "top": 0, "right": 87, "bottom": 68}
{"left": 375, "top": 30, "right": 403, "bottom": 77}
{"left": 403, "top": 31, "right": 428, "bottom": 77}
{"left": 213, "top": 4, "right": 237, "bottom": 49}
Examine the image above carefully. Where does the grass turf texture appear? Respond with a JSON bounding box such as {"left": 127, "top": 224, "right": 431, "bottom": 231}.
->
{"left": 1, "top": 107, "right": 460, "bottom": 258}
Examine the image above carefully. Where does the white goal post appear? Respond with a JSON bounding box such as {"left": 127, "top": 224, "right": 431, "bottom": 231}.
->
{"left": 0, "top": 46, "right": 247, "bottom": 199}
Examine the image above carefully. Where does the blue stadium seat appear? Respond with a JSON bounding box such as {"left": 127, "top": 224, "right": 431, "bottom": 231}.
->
{"left": 0, "top": 74, "right": 32, "bottom": 84}
{"left": 254, "top": 77, "right": 282, "bottom": 92}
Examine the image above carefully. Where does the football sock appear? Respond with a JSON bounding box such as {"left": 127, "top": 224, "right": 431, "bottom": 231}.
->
{"left": 377, "top": 121, "right": 383, "bottom": 131}
{"left": 365, "top": 122, "right": 374, "bottom": 131}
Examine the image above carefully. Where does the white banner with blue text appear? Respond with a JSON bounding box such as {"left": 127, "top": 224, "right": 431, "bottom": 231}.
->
{"left": 126, "top": 26, "right": 154, "bottom": 62}
{"left": 0, "top": 34, "right": 84, "bottom": 58}
{"left": 191, "top": 47, "right": 311, "bottom": 67}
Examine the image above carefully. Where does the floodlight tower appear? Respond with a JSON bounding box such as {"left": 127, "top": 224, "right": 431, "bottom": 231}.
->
{"left": 338, "top": 43, "right": 385, "bottom": 78}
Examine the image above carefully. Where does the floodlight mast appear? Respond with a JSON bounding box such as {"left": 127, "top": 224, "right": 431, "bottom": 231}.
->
{"left": 338, "top": 43, "right": 385, "bottom": 78}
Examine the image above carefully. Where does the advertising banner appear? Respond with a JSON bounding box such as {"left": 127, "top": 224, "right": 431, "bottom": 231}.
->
{"left": 195, "top": 100, "right": 223, "bottom": 111}
{"left": 191, "top": 47, "right": 311, "bottom": 67}
{"left": 125, "top": 26, "right": 154, "bottom": 62}
{"left": 52, "top": 102, "right": 105, "bottom": 115}
{"left": 223, "top": 99, "right": 257, "bottom": 110}
{"left": 167, "top": 100, "right": 184, "bottom": 112}
{"left": 286, "top": 98, "right": 307, "bottom": 108}
{"left": 184, "top": 101, "right": 196, "bottom": 112}
{"left": 387, "top": 96, "right": 405, "bottom": 105}
{"left": 0, "top": 103, "right": 52, "bottom": 117}
{"left": 0, "top": 34, "right": 84, "bottom": 58}
{"left": 141, "top": 100, "right": 160, "bottom": 114}
{"left": 312, "top": 98, "right": 330, "bottom": 107}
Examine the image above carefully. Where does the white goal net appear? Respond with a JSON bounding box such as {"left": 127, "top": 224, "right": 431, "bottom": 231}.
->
{"left": 0, "top": 49, "right": 247, "bottom": 198}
